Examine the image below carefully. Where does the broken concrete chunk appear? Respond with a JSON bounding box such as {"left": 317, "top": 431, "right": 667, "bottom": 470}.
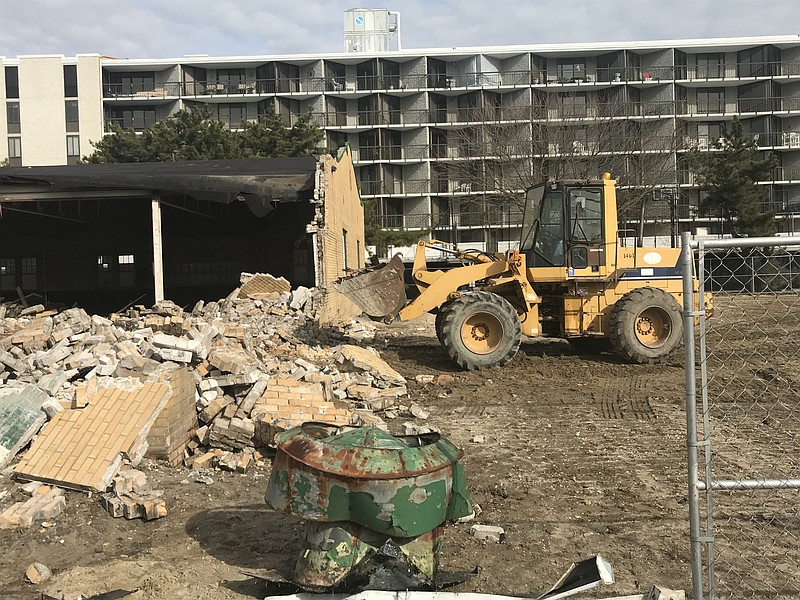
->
{"left": 0, "top": 384, "right": 49, "bottom": 469}
{"left": 289, "top": 286, "right": 312, "bottom": 310}
{"left": 199, "top": 395, "right": 234, "bottom": 424}
{"left": 153, "top": 333, "right": 202, "bottom": 356}
{"left": 20, "top": 304, "right": 46, "bottom": 317}
{"left": 238, "top": 272, "right": 291, "bottom": 299}
{"left": 40, "top": 398, "right": 64, "bottom": 419}
{"left": 157, "top": 348, "right": 193, "bottom": 363}
{"left": 36, "top": 370, "right": 70, "bottom": 395}
{"left": 101, "top": 490, "right": 167, "bottom": 521}
{"left": 409, "top": 402, "right": 430, "bottom": 419}
{"left": 401, "top": 422, "right": 436, "bottom": 436}
{"left": 25, "top": 562, "right": 52, "bottom": 584}
{"left": 336, "top": 344, "right": 406, "bottom": 386}
{"left": 207, "top": 341, "right": 257, "bottom": 375}
{"left": 0, "top": 486, "right": 66, "bottom": 529}
{"left": 0, "top": 349, "right": 26, "bottom": 373}
{"left": 469, "top": 524, "right": 505, "bottom": 543}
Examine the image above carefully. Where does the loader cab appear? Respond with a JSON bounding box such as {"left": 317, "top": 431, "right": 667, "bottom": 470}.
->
{"left": 521, "top": 176, "right": 615, "bottom": 279}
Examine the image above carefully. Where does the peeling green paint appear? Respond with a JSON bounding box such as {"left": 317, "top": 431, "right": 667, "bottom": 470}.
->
{"left": 293, "top": 521, "right": 444, "bottom": 589}
{"left": 267, "top": 424, "right": 471, "bottom": 591}
{"left": 267, "top": 426, "right": 471, "bottom": 537}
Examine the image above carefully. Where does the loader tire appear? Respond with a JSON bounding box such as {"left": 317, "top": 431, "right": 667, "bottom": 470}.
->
{"left": 440, "top": 291, "right": 521, "bottom": 370}
{"left": 609, "top": 287, "right": 683, "bottom": 364}
{"left": 434, "top": 301, "right": 455, "bottom": 344}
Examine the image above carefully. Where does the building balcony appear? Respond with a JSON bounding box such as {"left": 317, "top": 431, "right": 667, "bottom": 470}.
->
{"left": 535, "top": 61, "right": 800, "bottom": 85}
{"left": 345, "top": 70, "right": 533, "bottom": 92}
{"left": 353, "top": 143, "right": 527, "bottom": 164}
{"left": 103, "top": 82, "right": 181, "bottom": 99}
{"left": 368, "top": 213, "right": 432, "bottom": 230}
{"left": 772, "top": 167, "right": 800, "bottom": 183}
{"left": 359, "top": 179, "right": 431, "bottom": 196}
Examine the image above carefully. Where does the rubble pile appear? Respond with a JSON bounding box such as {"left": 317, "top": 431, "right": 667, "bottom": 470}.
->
{"left": 0, "top": 273, "right": 423, "bottom": 520}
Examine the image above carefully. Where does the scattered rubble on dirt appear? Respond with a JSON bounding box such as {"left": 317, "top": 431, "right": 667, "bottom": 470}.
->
{"left": 0, "top": 273, "right": 692, "bottom": 599}
{"left": 0, "top": 272, "right": 418, "bottom": 530}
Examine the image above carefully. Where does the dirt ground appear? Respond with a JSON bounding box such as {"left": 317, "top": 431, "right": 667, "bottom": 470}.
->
{"left": 0, "top": 314, "right": 695, "bottom": 600}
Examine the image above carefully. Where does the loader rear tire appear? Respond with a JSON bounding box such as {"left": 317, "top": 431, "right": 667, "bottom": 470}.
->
{"left": 609, "top": 287, "right": 683, "bottom": 364}
{"left": 440, "top": 291, "right": 521, "bottom": 370}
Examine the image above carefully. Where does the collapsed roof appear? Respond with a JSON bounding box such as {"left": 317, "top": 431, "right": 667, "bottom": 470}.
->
{"left": 0, "top": 157, "right": 319, "bottom": 217}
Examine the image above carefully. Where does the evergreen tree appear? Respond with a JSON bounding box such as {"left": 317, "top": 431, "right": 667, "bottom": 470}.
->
{"left": 688, "top": 118, "right": 778, "bottom": 237}
{"left": 84, "top": 106, "right": 323, "bottom": 163}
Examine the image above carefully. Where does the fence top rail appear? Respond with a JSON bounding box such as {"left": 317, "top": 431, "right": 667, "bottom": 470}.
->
{"left": 689, "top": 235, "right": 800, "bottom": 249}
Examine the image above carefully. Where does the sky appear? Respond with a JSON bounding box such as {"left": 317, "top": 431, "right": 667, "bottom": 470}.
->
{"left": 1, "top": 0, "right": 798, "bottom": 59}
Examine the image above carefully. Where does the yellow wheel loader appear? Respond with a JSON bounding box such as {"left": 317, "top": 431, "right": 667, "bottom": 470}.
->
{"left": 337, "top": 174, "right": 711, "bottom": 370}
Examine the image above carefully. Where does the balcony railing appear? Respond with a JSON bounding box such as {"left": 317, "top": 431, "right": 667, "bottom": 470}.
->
{"left": 101, "top": 61, "right": 800, "bottom": 102}
{"left": 368, "top": 213, "right": 434, "bottom": 229}
{"left": 103, "top": 82, "right": 182, "bottom": 98}
{"left": 773, "top": 167, "right": 800, "bottom": 182}
{"left": 359, "top": 179, "right": 431, "bottom": 196}
{"left": 535, "top": 62, "right": 800, "bottom": 84}
{"left": 531, "top": 97, "right": 800, "bottom": 121}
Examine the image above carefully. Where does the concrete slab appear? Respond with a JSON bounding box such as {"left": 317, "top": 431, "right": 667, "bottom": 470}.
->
{"left": 0, "top": 384, "right": 49, "bottom": 469}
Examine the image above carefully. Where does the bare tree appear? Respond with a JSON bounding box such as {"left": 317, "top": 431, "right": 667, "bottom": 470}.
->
{"left": 443, "top": 86, "right": 680, "bottom": 240}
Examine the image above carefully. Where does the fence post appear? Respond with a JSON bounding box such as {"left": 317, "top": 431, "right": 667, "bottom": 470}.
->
{"left": 682, "top": 231, "right": 704, "bottom": 600}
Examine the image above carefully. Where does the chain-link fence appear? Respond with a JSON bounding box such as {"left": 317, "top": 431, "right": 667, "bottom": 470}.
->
{"left": 682, "top": 234, "right": 800, "bottom": 600}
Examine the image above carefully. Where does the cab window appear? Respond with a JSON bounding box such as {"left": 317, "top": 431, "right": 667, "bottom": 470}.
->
{"left": 568, "top": 188, "right": 602, "bottom": 244}
{"left": 533, "top": 191, "right": 566, "bottom": 266}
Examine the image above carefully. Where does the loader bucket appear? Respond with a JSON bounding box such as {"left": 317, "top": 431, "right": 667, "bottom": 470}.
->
{"left": 334, "top": 253, "right": 407, "bottom": 319}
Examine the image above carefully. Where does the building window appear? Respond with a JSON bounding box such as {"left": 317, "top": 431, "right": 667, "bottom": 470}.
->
{"left": 561, "top": 94, "right": 587, "bottom": 118}
{"left": 5, "top": 67, "right": 19, "bottom": 99}
{"left": 7, "top": 137, "right": 22, "bottom": 166}
{"left": 6, "top": 101, "right": 20, "bottom": 134}
{"left": 97, "top": 255, "right": 114, "bottom": 287}
{"left": 20, "top": 257, "right": 36, "bottom": 289}
{"left": 63, "top": 65, "right": 78, "bottom": 97}
{"left": 557, "top": 59, "right": 586, "bottom": 82}
{"left": 105, "top": 107, "right": 156, "bottom": 131}
{"left": 342, "top": 229, "right": 349, "bottom": 272}
{"left": 696, "top": 53, "right": 724, "bottom": 79}
{"left": 0, "top": 258, "right": 15, "bottom": 290}
{"left": 737, "top": 45, "right": 780, "bottom": 78}
{"left": 217, "top": 103, "right": 247, "bottom": 129}
{"left": 106, "top": 71, "right": 155, "bottom": 95}
{"left": 65, "top": 100, "right": 79, "bottom": 132}
{"left": 118, "top": 254, "right": 135, "bottom": 287}
{"left": 66, "top": 135, "right": 81, "bottom": 163}
{"left": 216, "top": 68, "right": 246, "bottom": 92}
{"left": 697, "top": 88, "right": 725, "bottom": 113}
{"left": 174, "top": 261, "right": 242, "bottom": 285}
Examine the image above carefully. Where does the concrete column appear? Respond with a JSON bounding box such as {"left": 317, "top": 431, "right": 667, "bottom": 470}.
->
{"left": 151, "top": 193, "right": 164, "bottom": 303}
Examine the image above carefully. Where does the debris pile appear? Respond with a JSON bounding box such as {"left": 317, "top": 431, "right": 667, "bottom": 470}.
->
{"left": 0, "top": 484, "right": 66, "bottom": 529}
{"left": 100, "top": 466, "right": 167, "bottom": 521}
{"left": 0, "top": 272, "right": 419, "bottom": 522}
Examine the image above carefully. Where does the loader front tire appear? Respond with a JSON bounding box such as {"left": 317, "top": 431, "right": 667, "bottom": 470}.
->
{"left": 440, "top": 292, "right": 521, "bottom": 370}
{"left": 434, "top": 301, "right": 454, "bottom": 345}
{"left": 609, "top": 287, "right": 683, "bottom": 364}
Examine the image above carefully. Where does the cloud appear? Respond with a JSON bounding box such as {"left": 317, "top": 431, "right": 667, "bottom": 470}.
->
{"left": 1, "top": 0, "right": 798, "bottom": 59}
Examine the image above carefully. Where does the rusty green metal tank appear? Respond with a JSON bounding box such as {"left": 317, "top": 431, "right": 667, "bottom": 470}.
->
{"left": 265, "top": 423, "right": 472, "bottom": 591}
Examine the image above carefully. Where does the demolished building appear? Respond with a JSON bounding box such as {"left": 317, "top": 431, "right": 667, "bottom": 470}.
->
{"left": 0, "top": 147, "right": 364, "bottom": 323}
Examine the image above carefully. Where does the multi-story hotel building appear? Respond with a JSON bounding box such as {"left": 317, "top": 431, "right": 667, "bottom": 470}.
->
{"left": 3, "top": 16, "right": 800, "bottom": 250}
